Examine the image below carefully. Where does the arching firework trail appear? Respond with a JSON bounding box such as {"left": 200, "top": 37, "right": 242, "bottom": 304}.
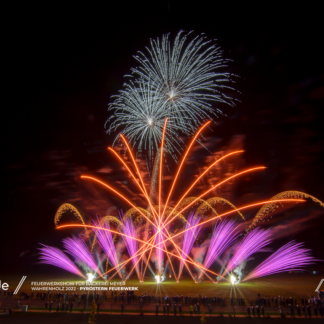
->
{"left": 107, "top": 31, "right": 237, "bottom": 162}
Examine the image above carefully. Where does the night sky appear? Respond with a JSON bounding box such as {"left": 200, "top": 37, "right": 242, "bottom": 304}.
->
{"left": 3, "top": 2, "right": 324, "bottom": 276}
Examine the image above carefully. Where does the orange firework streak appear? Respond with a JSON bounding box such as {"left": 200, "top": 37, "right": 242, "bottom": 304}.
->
{"left": 164, "top": 150, "right": 245, "bottom": 224}
{"left": 163, "top": 166, "right": 267, "bottom": 228}
{"left": 166, "top": 199, "right": 306, "bottom": 242}
{"left": 108, "top": 147, "right": 159, "bottom": 224}
{"left": 119, "top": 134, "right": 159, "bottom": 220}
{"left": 161, "top": 121, "right": 211, "bottom": 220}
{"left": 80, "top": 176, "right": 156, "bottom": 228}
{"left": 57, "top": 119, "right": 308, "bottom": 284}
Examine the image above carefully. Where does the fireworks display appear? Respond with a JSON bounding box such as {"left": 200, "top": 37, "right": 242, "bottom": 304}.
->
{"left": 39, "top": 244, "right": 85, "bottom": 279}
{"left": 223, "top": 227, "right": 272, "bottom": 277}
{"left": 40, "top": 122, "right": 323, "bottom": 284}
{"left": 63, "top": 236, "right": 103, "bottom": 278}
{"left": 107, "top": 31, "right": 237, "bottom": 162}
{"left": 199, "top": 219, "right": 239, "bottom": 279}
{"left": 243, "top": 241, "right": 318, "bottom": 282}
{"left": 39, "top": 32, "right": 323, "bottom": 285}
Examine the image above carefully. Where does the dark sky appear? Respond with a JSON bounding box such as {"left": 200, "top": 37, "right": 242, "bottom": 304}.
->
{"left": 2, "top": 2, "right": 324, "bottom": 275}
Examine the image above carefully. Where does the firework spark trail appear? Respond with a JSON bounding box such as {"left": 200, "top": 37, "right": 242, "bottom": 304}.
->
{"left": 165, "top": 150, "right": 245, "bottom": 223}
{"left": 164, "top": 166, "right": 266, "bottom": 227}
{"left": 243, "top": 241, "right": 319, "bottom": 281}
{"left": 223, "top": 227, "right": 272, "bottom": 277}
{"left": 131, "top": 31, "right": 236, "bottom": 126}
{"left": 200, "top": 219, "right": 239, "bottom": 278}
{"left": 162, "top": 121, "right": 211, "bottom": 221}
{"left": 62, "top": 236, "right": 103, "bottom": 277}
{"left": 122, "top": 217, "right": 140, "bottom": 278}
{"left": 107, "top": 32, "right": 237, "bottom": 161}
{"left": 159, "top": 118, "right": 168, "bottom": 226}
{"left": 153, "top": 224, "right": 164, "bottom": 276}
{"left": 107, "top": 81, "right": 184, "bottom": 162}
{"left": 81, "top": 175, "right": 156, "bottom": 228}
{"left": 179, "top": 212, "right": 202, "bottom": 278}
{"left": 108, "top": 146, "right": 159, "bottom": 225}
{"left": 118, "top": 134, "right": 162, "bottom": 224}
{"left": 93, "top": 220, "right": 122, "bottom": 278}
{"left": 39, "top": 244, "right": 86, "bottom": 279}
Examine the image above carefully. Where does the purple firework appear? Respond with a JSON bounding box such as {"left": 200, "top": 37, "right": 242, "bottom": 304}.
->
{"left": 63, "top": 236, "right": 102, "bottom": 277}
{"left": 122, "top": 217, "right": 139, "bottom": 278}
{"left": 153, "top": 222, "right": 165, "bottom": 276}
{"left": 243, "top": 241, "right": 318, "bottom": 281}
{"left": 179, "top": 212, "right": 201, "bottom": 278}
{"left": 199, "top": 219, "right": 239, "bottom": 278}
{"left": 39, "top": 244, "right": 85, "bottom": 279}
{"left": 92, "top": 220, "right": 121, "bottom": 277}
{"left": 223, "top": 227, "right": 272, "bottom": 276}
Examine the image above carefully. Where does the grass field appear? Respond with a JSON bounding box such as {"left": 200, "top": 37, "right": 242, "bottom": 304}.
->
{"left": 2, "top": 273, "right": 322, "bottom": 300}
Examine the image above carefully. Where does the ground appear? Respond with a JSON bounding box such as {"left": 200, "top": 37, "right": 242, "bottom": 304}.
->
{"left": 0, "top": 313, "right": 324, "bottom": 324}
{"left": 2, "top": 273, "right": 322, "bottom": 300}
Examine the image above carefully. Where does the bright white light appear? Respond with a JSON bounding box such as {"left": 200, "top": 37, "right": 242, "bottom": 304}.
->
{"left": 230, "top": 275, "right": 236, "bottom": 285}
{"left": 87, "top": 273, "right": 94, "bottom": 283}
{"left": 147, "top": 118, "right": 153, "bottom": 126}
{"left": 155, "top": 275, "right": 161, "bottom": 284}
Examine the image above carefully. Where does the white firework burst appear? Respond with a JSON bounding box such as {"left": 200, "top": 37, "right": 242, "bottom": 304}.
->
{"left": 106, "top": 80, "right": 186, "bottom": 162}
{"left": 106, "top": 30, "right": 237, "bottom": 163}
{"left": 131, "top": 30, "right": 237, "bottom": 126}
